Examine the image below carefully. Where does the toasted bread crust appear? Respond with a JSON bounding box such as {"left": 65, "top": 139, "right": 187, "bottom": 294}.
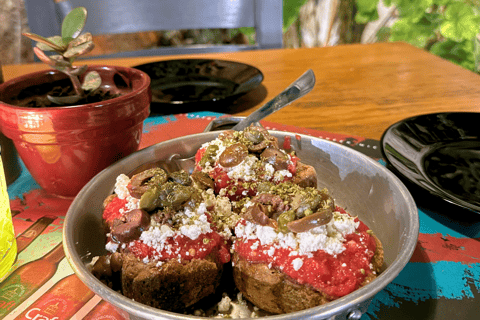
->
{"left": 233, "top": 256, "right": 330, "bottom": 314}
{"left": 120, "top": 252, "right": 223, "bottom": 312}
{"left": 292, "top": 162, "right": 317, "bottom": 188}
{"left": 232, "top": 234, "right": 384, "bottom": 314}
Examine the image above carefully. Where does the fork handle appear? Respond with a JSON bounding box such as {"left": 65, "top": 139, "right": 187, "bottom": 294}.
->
{"left": 231, "top": 69, "right": 316, "bottom": 131}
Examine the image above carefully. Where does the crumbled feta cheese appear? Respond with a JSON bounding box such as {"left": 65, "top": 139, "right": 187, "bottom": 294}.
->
{"left": 113, "top": 173, "right": 139, "bottom": 211}
{"left": 235, "top": 211, "right": 360, "bottom": 257}
{"left": 292, "top": 258, "right": 303, "bottom": 271}
{"left": 263, "top": 163, "right": 275, "bottom": 180}
{"left": 217, "top": 294, "right": 232, "bottom": 313}
{"left": 273, "top": 169, "right": 292, "bottom": 182}
{"left": 105, "top": 241, "right": 119, "bottom": 253}
{"left": 267, "top": 246, "right": 275, "bottom": 256}
{"left": 226, "top": 155, "right": 258, "bottom": 181}
{"left": 114, "top": 174, "right": 130, "bottom": 199}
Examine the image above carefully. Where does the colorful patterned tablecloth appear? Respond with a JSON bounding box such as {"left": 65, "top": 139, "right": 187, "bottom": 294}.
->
{"left": 2, "top": 112, "right": 479, "bottom": 319}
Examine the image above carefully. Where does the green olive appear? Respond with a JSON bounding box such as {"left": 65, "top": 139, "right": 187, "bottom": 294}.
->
{"left": 219, "top": 143, "right": 248, "bottom": 167}
{"left": 139, "top": 186, "right": 162, "bottom": 211}
{"left": 277, "top": 210, "right": 296, "bottom": 233}
{"left": 149, "top": 168, "right": 168, "bottom": 186}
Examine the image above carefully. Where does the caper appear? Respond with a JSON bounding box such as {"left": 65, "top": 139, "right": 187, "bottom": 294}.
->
{"left": 199, "top": 144, "right": 219, "bottom": 167}
{"left": 218, "top": 143, "right": 248, "bottom": 167}
{"left": 304, "top": 208, "right": 313, "bottom": 216}
{"left": 257, "top": 181, "right": 274, "bottom": 193}
{"left": 168, "top": 170, "right": 191, "bottom": 186}
{"left": 277, "top": 210, "right": 296, "bottom": 233}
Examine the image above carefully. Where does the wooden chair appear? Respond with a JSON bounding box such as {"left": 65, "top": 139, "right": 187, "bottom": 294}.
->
{"left": 24, "top": 0, "right": 283, "bottom": 59}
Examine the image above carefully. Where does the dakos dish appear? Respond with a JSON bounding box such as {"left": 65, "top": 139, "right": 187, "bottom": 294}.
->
{"left": 64, "top": 126, "right": 418, "bottom": 319}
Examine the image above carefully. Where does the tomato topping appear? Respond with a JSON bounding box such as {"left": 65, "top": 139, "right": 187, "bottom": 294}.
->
{"left": 128, "top": 232, "right": 231, "bottom": 263}
{"left": 235, "top": 209, "right": 377, "bottom": 298}
{"left": 103, "top": 197, "right": 128, "bottom": 222}
{"left": 288, "top": 154, "right": 299, "bottom": 175}
{"left": 194, "top": 147, "right": 207, "bottom": 171}
{"left": 283, "top": 136, "right": 292, "bottom": 151}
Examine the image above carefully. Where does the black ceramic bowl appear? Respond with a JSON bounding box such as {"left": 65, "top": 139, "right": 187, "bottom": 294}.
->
{"left": 381, "top": 112, "right": 480, "bottom": 213}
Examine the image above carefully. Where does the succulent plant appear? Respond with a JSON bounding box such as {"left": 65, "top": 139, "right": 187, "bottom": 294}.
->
{"left": 22, "top": 7, "right": 101, "bottom": 105}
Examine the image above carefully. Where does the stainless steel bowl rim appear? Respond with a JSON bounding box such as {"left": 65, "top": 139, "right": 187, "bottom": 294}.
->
{"left": 64, "top": 130, "right": 419, "bottom": 320}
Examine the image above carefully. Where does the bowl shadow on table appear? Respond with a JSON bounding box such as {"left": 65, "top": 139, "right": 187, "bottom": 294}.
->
{"left": 385, "top": 164, "right": 480, "bottom": 238}
{"left": 148, "top": 84, "right": 268, "bottom": 116}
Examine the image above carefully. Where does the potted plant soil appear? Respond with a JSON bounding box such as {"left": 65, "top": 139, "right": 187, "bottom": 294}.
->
{"left": 0, "top": 7, "right": 151, "bottom": 197}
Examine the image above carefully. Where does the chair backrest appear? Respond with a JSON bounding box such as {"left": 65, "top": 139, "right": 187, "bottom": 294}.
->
{"left": 24, "top": 0, "right": 283, "bottom": 59}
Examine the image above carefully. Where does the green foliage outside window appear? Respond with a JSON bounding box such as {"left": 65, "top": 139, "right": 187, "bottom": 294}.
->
{"left": 230, "top": 0, "right": 309, "bottom": 43}
{"left": 356, "top": 0, "right": 480, "bottom": 73}
{"left": 233, "top": 1, "right": 480, "bottom": 73}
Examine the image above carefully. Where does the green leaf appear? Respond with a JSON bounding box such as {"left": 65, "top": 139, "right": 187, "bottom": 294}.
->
{"left": 33, "top": 47, "right": 56, "bottom": 66}
{"left": 81, "top": 71, "right": 102, "bottom": 91}
{"left": 355, "top": 10, "right": 379, "bottom": 24}
{"left": 36, "top": 36, "right": 66, "bottom": 52}
{"left": 33, "top": 47, "right": 71, "bottom": 68}
{"left": 47, "top": 94, "right": 82, "bottom": 105}
{"left": 62, "top": 7, "right": 88, "bottom": 42}
{"left": 389, "top": 18, "right": 437, "bottom": 48}
{"left": 430, "top": 39, "right": 476, "bottom": 71}
{"left": 356, "top": 0, "right": 379, "bottom": 13}
{"left": 22, "top": 33, "right": 65, "bottom": 52}
{"left": 377, "top": 26, "right": 391, "bottom": 42}
{"left": 355, "top": 0, "right": 380, "bottom": 23}
{"left": 64, "top": 41, "right": 95, "bottom": 58}
{"left": 433, "top": 0, "right": 451, "bottom": 5}
{"left": 283, "top": 0, "right": 309, "bottom": 32}
{"left": 440, "top": 2, "right": 480, "bottom": 41}
{"left": 396, "top": 0, "right": 433, "bottom": 23}
{"left": 68, "top": 32, "right": 93, "bottom": 48}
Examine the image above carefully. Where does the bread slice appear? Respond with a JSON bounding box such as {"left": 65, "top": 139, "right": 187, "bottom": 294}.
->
{"left": 232, "top": 234, "right": 384, "bottom": 314}
{"left": 119, "top": 251, "right": 224, "bottom": 312}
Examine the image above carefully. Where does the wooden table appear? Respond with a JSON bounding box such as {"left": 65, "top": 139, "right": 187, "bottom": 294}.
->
{"left": 2, "top": 42, "right": 480, "bottom": 320}
{"left": 4, "top": 42, "right": 480, "bottom": 140}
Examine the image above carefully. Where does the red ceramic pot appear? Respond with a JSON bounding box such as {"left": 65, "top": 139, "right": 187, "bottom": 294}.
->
{"left": 0, "top": 65, "right": 151, "bottom": 197}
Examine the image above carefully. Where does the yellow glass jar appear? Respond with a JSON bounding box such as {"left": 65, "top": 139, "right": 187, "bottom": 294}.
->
{"left": 0, "top": 149, "right": 16, "bottom": 279}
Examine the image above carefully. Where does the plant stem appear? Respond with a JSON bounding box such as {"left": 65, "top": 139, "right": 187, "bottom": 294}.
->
{"left": 67, "top": 71, "right": 83, "bottom": 96}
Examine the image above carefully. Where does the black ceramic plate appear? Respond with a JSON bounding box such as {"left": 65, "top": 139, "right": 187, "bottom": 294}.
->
{"left": 134, "top": 59, "right": 263, "bottom": 105}
{"left": 381, "top": 112, "right": 480, "bottom": 213}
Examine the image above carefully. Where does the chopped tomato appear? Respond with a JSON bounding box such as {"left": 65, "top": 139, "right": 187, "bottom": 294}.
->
{"left": 235, "top": 209, "right": 377, "bottom": 298}
{"left": 195, "top": 147, "right": 207, "bottom": 171}
{"left": 103, "top": 197, "right": 128, "bottom": 222}
{"left": 128, "top": 232, "right": 231, "bottom": 263}
{"left": 288, "top": 154, "right": 299, "bottom": 175}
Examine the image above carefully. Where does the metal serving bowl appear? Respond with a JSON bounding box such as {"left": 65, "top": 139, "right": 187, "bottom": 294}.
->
{"left": 64, "top": 130, "right": 419, "bottom": 320}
